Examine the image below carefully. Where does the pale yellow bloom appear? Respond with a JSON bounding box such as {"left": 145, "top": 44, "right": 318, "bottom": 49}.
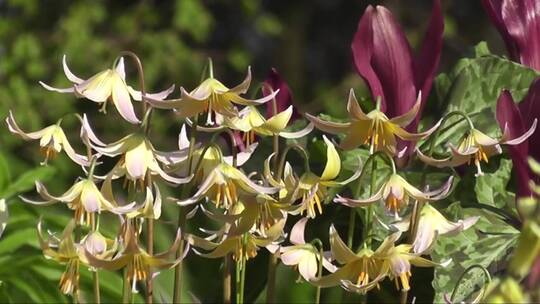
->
{"left": 146, "top": 68, "right": 278, "bottom": 125}
{"left": 306, "top": 90, "right": 440, "bottom": 155}
{"left": 335, "top": 174, "right": 453, "bottom": 218}
{"left": 40, "top": 55, "right": 174, "bottom": 124}
{"left": 7, "top": 111, "right": 89, "bottom": 166}
{"left": 417, "top": 123, "right": 536, "bottom": 176}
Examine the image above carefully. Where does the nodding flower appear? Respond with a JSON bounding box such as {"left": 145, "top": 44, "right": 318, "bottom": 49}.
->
{"left": 265, "top": 136, "right": 362, "bottom": 218}
{"left": 350, "top": 1, "right": 444, "bottom": 155}
{"left": 21, "top": 178, "right": 137, "bottom": 226}
{"left": 40, "top": 55, "right": 174, "bottom": 124}
{"left": 145, "top": 67, "right": 278, "bottom": 125}
{"left": 279, "top": 218, "right": 337, "bottom": 281}
{"left": 306, "top": 90, "right": 440, "bottom": 156}
{"left": 7, "top": 111, "right": 89, "bottom": 166}
{"left": 84, "top": 221, "right": 187, "bottom": 291}
{"left": 417, "top": 121, "right": 537, "bottom": 177}
{"left": 390, "top": 204, "right": 479, "bottom": 254}
{"left": 335, "top": 174, "right": 453, "bottom": 219}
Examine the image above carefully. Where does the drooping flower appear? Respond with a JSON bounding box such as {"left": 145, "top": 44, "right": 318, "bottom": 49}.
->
{"left": 37, "top": 220, "right": 82, "bottom": 295}
{"left": 266, "top": 136, "right": 362, "bottom": 218}
{"left": 145, "top": 68, "right": 278, "bottom": 125}
{"left": 310, "top": 225, "right": 385, "bottom": 293}
{"left": 335, "top": 174, "right": 453, "bottom": 218}
{"left": 306, "top": 90, "right": 440, "bottom": 155}
{"left": 175, "top": 161, "right": 278, "bottom": 210}
{"left": 496, "top": 79, "right": 540, "bottom": 197}
{"left": 195, "top": 105, "right": 313, "bottom": 146}
{"left": 84, "top": 221, "right": 187, "bottom": 289}
{"left": 417, "top": 122, "right": 537, "bottom": 176}
{"left": 351, "top": 1, "right": 444, "bottom": 152}
{"left": 390, "top": 204, "right": 479, "bottom": 254}
{"left": 187, "top": 216, "right": 286, "bottom": 261}
{"left": 279, "top": 218, "right": 337, "bottom": 281}
{"left": 39, "top": 56, "right": 174, "bottom": 124}
{"left": 87, "top": 129, "right": 192, "bottom": 187}
{"left": 6, "top": 111, "right": 89, "bottom": 166}
{"left": 21, "top": 178, "right": 137, "bottom": 226}
{"left": 482, "top": 0, "right": 540, "bottom": 70}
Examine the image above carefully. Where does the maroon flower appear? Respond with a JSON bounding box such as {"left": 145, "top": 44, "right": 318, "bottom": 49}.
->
{"left": 482, "top": 0, "right": 540, "bottom": 70}
{"left": 496, "top": 78, "right": 540, "bottom": 197}
{"left": 263, "top": 68, "right": 299, "bottom": 120}
{"left": 351, "top": 0, "right": 444, "bottom": 152}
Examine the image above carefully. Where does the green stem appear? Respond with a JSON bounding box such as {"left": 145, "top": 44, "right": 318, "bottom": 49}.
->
{"left": 240, "top": 251, "right": 247, "bottom": 304}
{"left": 347, "top": 209, "right": 357, "bottom": 249}
{"left": 365, "top": 161, "right": 377, "bottom": 248}
{"left": 146, "top": 218, "right": 154, "bottom": 303}
{"left": 93, "top": 271, "right": 101, "bottom": 304}
{"left": 173, "top": 115, "right": 199, "bottom": 304}
{"left": 311, "top": 239, "right": 324, "bottom": 304}
{"left": 277, "top": 144, "right": 311, "bottom": 178}
{"left": 223, "top": 255, "right": 231, "bottom": 304}
{"left": 122, "top": 268, "right": 131, "bottom": 304}
{"left": 450, "top": 264, "right": 491, "bottom": 302}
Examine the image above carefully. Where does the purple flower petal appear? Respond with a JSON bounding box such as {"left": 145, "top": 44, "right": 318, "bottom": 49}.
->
{"left": 263, "top": 68, "right": 299, "bottom": 120}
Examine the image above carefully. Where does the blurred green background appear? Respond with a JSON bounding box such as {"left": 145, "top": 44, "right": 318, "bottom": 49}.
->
{"left": 0, "top": 0, "right": 511, "bottom": 302}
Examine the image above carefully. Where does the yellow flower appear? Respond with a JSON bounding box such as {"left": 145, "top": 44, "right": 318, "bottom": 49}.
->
{"left": 335, "top": 174, "right": 453, "bottom": 218}
{"left": 7, "top": 111, "right": 89, "bottom": 166}
{"left": 37, "top": 220, "right": 82, "bottom": 295}
{"left": 391, "top": 204, "right": 479, "bottom": 254}
{"left": 84, "top": 221, "right": 186, "bottom": 289}
{"left": 90, "top": 132, "right": 192, "bottom": 186}
{"left": 311, "top": 225, "right": 385, "bottom": 293}
{"left": 146, "top": 68, "right": 278, "bottom": 124}
{"left": 417, "top": 123, "right": 536, "bottom": 176}
{"left": 266, "top": 136, "right": 362, "bottom": 218}
{"left": 40, "top": 55, "right": 174, "bottom": 124}
{"left": 175, "top": 162, "right": 278, "bottom": 210}
{"left": 187, "top": 217, "right": 285, "bottom": 261}
{"left": 196, "top": 105, "right": 313, "bottom": 145}
{"left": 306, "top": 90, "right": 440, "bottom": 155}
{"left": 21, "top": 178, "right": 136, "bottom": 226}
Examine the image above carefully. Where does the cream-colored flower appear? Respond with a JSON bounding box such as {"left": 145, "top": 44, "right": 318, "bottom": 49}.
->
{"left": 21, "top": 178, "right": 136, "bottom": 226}
{"left": 335, "top": 174, "right": 453, "bottom": 218}
{"left": 40, "top": 56, "right": 174, "bottom": 124}
{"left": 390, "top": 204, "right": 479, "bottom": 254}
{"left": 146, "top": 68, "right": 278, "bottom": 125}
{"left": 7, "top": 111, "right": 89, "bottom": 166}
{"left": 306, "top": 90, "right": 440, "bottom": 155}
{"left": 417, "top": 122, "right": 536, "bottom": 176}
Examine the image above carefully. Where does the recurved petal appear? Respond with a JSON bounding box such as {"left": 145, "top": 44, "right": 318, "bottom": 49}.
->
{"left": 6, "top": 111, "right": 50, "bottom": 140}
{"left": 305, "top": 113, "right": 351, "bottom": 135}
{"left": 290, "top": 217, "right": 308, "bottom": 245}
{"left": 58, "top": 130, "right": 90, "bottom": 166}
{"left": 39, "top": 81, "right": 75, "bottom": 93}
{"left": 320, "top": 136, "right": 341, "bottom": 181}
{"left": 111, "top": 76, "right": 140, "bottom": 124}
{"left": 503, "top": 119, "right": 538, "bottom": 145}
{"left": 62, "top": 55, "right": 84, "bottom": 84}
{"left": 329, "top": 225, "right": 358, "bottom": 265}
{"left": 333, "top": 187, "right": 384, "bottom": 207}
{"left": 262, "top": 105, "right": 293, "bottom": 133}
{"left": 226, "top": 89, "right": 279, "bottom": 106}
{"left": 130, "top": 85, "right": 175, "bottom": 101}
{"left": 280, "top": 122, "right": 314, "bottom": 139}
{"left": 85, "top": 248, "right": 131, "bottom": 270}
{"left": 229, "top": 67, "right": 252, "bottom": 94}
{"left": 416, "top": 148, "right": 468, "bottom": 168}
{"left": 389, "top": 92, "right": 421, "bottom": 127}
{"left": 346, "top": 89, "right": 369, "bottom": 120}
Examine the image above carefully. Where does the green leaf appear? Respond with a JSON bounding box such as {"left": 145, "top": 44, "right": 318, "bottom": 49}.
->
{"left": 0, "top": 152, "right": 11, "bottom": 192}
{"left": 433, "top": 46, "right": 540, "bottom": 150}
{"left": 432, "top": 203, "right": 519, "bottom": 303}
{"left": 0, "top": 166, "right": 55, "bottom": 198}
{"left": 0, "top": 227, "right": 39, "bottom": 255}
{"left": 474, "top": 159, "right": 514, "bottom": 208}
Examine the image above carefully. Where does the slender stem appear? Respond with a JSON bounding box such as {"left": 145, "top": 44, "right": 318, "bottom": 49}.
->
{"left": 236, "top": 257, "right": 241, "bottom": 304}
{"left": 240, "top": 252, "right": 247, "bottom": 304}
{"left": 450, "top": 264, "right": 491, "bottom": 302}
{"left": 400, "top": 289, "right": 408, "bottom": 304}
{"left": 146, "top": 218, "right": 154, "bottom": 303}
{"left": 347, "top": 176, "right": 364, "bottom": 248}
{"left": 311, "top": 239, "right": 324, "bottom": 304}
{"left": 122, "top": 268, "right": 131, "bottom": 304}
{"left": 277, "top": 144, "right": 310, "bottom": 178}
{"left": 173, "top": 115, "right": 199, "bottom": 303}
{"left": 223, "top": 255, "right": 231, "bottom": 304}
{"left": 366, "top": 161, "right": 377, "bottom": 248}
{"left": 91, "top": 215, "right": 101, "bottom": 304}
{"left": 208, "top": 57, "right": 214, "bottom": 79}
{"left": 266, "top": 94, "right": 280, "bottom": 304}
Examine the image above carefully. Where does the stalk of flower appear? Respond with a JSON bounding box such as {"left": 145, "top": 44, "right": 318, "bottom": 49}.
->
{"left": 306, "top": 90, "right": 440, "bottom": 156}
{"left": 145, "top": 63, "right": 279, "bottom": 125}
{"left": 265, "top": 136, "right": 362, "bottom": 218}
{"left": 39, "top": 55, "right": 174, "bottom": 124}
{"left": 100, "top": 178, "right": 163, "bottom": 220}
{"left": 416, "top": 119, "right": 537, "bottom": 176}
{"left": 334, "top": 166, "right": 453, "bottom": 219}
{"left": 279, "top": 218, "right": 337, "bottom": 282}
{"left": 21, "top": 176, "right": 138, "bottom": 226}
{"left": 84, "top": 219, "right": 188, "bottom": 291}
{"left": 6, "top": 111, "right": 89, "bottom": 166}
{"left": 350, "top": 0, "right": 443, "bottom": 155}
{"left": 389, "top": 204, "right": 479, "bottom": 254}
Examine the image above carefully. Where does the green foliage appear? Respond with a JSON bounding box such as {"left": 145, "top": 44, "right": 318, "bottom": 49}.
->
{"left": 475, "top": 159, "right": 514, "bottom": 208}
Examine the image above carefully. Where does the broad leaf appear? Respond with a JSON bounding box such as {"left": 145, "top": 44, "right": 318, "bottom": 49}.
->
{"left": 474, "top": 159, "right": 514, "bottom": 208}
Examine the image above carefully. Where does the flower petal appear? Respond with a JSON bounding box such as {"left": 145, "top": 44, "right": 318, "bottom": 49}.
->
{"left": 290, "top": 217, "right": 308, "bottom": 245}
{"left": 329, "top": 225, "right": 358, "bottom": 265}
{"left": 305, "top": 113, "right": 351, "bottom": 134}
{"left": 62, "top": 55, "right": 84, "bottom": 84}
{"left": 320, "top": 136, "right": 341, "bottom": 181}
{"left": 6, "top": 111, "right": 50, "bottom": 140}
{"left": 111, "top": 76, "right": 140, "bottom": 124}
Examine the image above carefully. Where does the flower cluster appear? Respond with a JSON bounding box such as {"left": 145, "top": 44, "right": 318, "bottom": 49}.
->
{"left": 8, "top": 0, "right": 540, "bottom": 303}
